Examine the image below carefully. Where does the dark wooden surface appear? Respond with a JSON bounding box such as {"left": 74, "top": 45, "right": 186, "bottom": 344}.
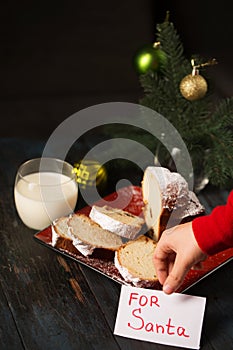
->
{"left": 0, "top": 137, "right": 233, "bottom": 350}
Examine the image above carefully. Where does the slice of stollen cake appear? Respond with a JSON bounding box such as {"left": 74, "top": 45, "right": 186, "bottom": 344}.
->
{"left": 67, "top": 213, "right": 124, "bottom": 256}
{"left": 114, "top": 235, "right": 158, "bottom": 288}
{"left": 51, "top": 213, "right": 124, "bottom": 257}
{"left": 89, "top": 205, "right": 145, "bottom": 239}
{"left": 51, "top": 216, "right": 80, "bottom": 256}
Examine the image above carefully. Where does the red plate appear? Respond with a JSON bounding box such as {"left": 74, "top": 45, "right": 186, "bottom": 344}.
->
{"left": 34, "top": 186, "right": 233, "bottom": 292}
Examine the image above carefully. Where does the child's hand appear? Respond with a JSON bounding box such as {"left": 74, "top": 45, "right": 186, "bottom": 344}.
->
{"left": 153, "top": 222, "right": 207, "bottom": 294}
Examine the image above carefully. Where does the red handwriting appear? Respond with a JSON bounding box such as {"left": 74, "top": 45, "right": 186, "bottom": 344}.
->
{"left": 128, "top": 308, "right": 190, "bottom": 338}
{"left": 128, "top": 292, "right": 160, "bottom": 308}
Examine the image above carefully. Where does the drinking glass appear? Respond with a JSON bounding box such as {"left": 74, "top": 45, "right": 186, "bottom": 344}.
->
{"left": 14, "top": 158, "right": 78, "bottom": 230}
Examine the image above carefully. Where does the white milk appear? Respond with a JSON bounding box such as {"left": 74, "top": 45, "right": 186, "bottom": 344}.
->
{"left": 14, "top": 172, "right": 78, "bottom": 230}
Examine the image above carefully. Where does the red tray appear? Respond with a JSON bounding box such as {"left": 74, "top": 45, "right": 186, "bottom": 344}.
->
{"left": 34, "top": 186, "right": 233, "bottom": 293}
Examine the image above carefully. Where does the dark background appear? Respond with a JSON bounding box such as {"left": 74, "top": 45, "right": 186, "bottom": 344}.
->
{"left": 1, "top": 0, "right": 233, "bottom": 139}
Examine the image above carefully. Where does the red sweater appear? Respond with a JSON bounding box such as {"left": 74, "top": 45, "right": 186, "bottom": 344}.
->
{"left": 192, "top": 190, "right": 233, "bottom": 255}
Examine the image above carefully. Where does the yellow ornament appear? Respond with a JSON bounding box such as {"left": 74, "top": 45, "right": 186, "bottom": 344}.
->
{"left": 72, "top": 160, "right": 107, "bottom": 191}
{"left": 179, "top": 68, "right": 208, "bottom": 101}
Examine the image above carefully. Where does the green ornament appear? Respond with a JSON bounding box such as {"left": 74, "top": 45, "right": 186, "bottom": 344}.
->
{"left": 134, "top": 42, "right": 167, "bottom": 74}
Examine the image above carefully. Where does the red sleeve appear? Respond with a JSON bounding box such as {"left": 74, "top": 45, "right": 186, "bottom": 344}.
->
{"left": 192, "top": 190, "right": 233, "bottom": 255}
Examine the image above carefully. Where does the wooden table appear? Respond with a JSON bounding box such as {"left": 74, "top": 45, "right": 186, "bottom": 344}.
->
{"left": 0, "top": 137, "right": 233, "bottom": 350}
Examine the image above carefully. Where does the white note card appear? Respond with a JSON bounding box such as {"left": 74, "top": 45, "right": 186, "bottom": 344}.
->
{"left": 114, "top": 286, "right": 206, "bottom": 349}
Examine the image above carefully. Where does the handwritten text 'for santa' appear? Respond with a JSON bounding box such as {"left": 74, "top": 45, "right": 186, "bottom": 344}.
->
{"left": 114, "top": 286, "right": 206, "bottom": 349}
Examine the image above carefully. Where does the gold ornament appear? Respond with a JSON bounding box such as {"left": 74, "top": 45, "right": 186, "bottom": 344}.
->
{"left": 180, "top": 58, "right": 217, "bottom": 101}
{"left": 72, "top": 160, "right": 107, "bottom": 190}
{"left": 180, "top": 73, "right": 207, "bottom": 101}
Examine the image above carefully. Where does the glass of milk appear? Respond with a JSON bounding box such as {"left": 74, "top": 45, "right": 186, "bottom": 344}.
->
{"left": 14, "top": 158, "right": 78, "bottom": 230}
